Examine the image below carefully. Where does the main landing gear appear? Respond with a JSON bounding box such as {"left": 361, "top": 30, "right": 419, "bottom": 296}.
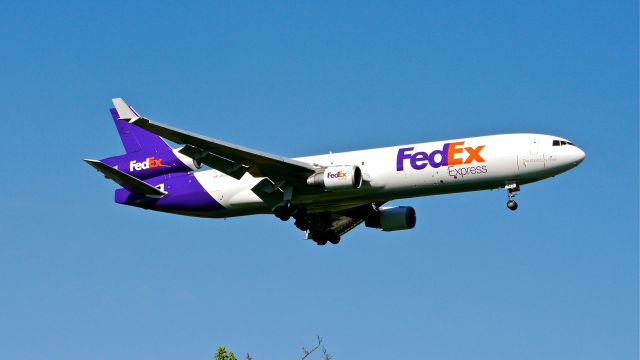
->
{"left": 505, "top": 183, "right": 520, "bottom": 211}
{"left": 274, "top": 205, "right": 340, "bottom": 246}
{"left": 306, "top": 212, "right": 341, "bottom": 246}
{"left": 273, "top": 201, "right": 310, "bottom": 231}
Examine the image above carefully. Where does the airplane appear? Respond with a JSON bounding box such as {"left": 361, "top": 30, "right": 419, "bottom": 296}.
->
{"left": 85, "top": 98, "right": 586, "bottom": 245}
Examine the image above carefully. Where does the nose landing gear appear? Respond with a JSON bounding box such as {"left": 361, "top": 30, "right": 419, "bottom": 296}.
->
{"left": 505, "top": 183, "right": 520, "bottom": 211}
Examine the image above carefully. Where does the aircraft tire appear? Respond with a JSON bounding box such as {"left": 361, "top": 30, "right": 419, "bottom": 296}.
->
{"left": 274, "top": 206, "right": 291, "bottom": 221}
{"left": 294, "top": 219, "right": 310, "bottom": 231}
{"left": 507, "top": 200, "right": 518, "bottom": 211}
{"left": 325, "top": 229, "right": 341, "bottom": 244}
{"left": 311, "top": 231, "right": 328, "bottom": 246}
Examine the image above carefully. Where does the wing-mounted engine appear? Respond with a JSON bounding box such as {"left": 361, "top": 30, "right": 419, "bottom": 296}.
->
{"left": 306, "top": 165, "right": 363, "bottom": 191}
{"left": 365, "top": 206, "right": 416, "bottom": 231}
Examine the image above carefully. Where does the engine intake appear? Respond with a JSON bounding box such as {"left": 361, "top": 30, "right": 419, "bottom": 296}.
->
{"left": 307, "top": 165, "right": 362, "bottom": 191}
{"left": 365, "top": 206, "right": 416, "bottom": 231}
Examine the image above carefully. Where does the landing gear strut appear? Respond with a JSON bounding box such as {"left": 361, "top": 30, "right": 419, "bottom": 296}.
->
{"left": 505, "top": 183, "right": 520, "bottom": 211}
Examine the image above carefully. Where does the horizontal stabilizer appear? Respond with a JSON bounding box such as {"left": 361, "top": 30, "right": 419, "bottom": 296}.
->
{"left": 83, "top": 159, "right": 166, "bottom": 197}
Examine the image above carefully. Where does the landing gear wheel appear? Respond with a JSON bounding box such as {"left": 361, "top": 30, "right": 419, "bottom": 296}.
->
{"left": 273, "top": 201, "right": 293, "bottom": 221}
{"left": 507, "top": 199, "right": 518, "bottom": 211}
{"left": 324, "top": 229, "right": 341, "bottom": 245}
{"left": 273, "top": 206, "right": 291, "bottom": 221}
{"left": 294, "top": 218, "right": 310, "bottom": 231}
{"left": 311, "top": 230, "right": 332, "bottom": 246}
{"left": 291, "top": 206, "right": 306, "bottom": 219}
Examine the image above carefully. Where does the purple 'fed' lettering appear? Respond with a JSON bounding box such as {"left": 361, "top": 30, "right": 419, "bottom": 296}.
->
{"left": 396, "top": 147, "right": 414, "bottom": 171}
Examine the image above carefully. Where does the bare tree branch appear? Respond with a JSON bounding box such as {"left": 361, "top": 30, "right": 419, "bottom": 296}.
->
{"left": 300, "top": 335, "right": 323, "bottom": 360}
{"left": 322, "top": 346, "right": 332, "bottom": 360}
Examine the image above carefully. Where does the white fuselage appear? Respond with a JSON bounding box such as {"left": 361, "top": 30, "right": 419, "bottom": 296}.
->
{"left": 188, "top": 133, "right": 585, "bottom": 217}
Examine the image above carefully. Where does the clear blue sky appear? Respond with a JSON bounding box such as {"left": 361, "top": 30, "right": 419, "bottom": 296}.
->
{"left": 0, "top": 1, "right": 637, "bottom": 359}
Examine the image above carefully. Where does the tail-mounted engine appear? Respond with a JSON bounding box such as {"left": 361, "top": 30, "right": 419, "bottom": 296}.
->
{"left": 307, "top": 165, "right": 363, "bottom": 191}
{"left": 365, "top": 206, "right": 416, "bottom": 231}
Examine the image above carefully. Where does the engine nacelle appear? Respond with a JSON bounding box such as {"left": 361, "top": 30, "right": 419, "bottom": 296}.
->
{"left": 365, "top": 206, "right": 416, "bottom": 231}
{"left": 307, "top": 165, "right": 363, "bottom": 191}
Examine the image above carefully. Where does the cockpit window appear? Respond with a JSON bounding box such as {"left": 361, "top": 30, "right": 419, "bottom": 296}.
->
{"left": 552, "top": 139, "right": 576, "bottom": 147}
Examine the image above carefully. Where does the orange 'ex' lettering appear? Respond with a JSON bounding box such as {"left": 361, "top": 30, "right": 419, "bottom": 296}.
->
{"left": 464, "top": 145, "right": 485, "bottom": 163}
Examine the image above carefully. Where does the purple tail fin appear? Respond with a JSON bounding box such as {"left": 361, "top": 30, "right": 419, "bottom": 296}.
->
{"left": 110, "top": 108, "right": 171, "bottom": 154}
{"left": 100, "top": 100, "right": 195, "bottom": 181}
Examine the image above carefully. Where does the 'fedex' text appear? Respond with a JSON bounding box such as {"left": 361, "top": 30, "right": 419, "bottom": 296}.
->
{"left": 130, "top": 157, "right": 163, "bottom": 172}
{"left": 397, "top": 142, "right": 485, "bottom": 171}
{"left": 327, "top": 171, "right": 347, "bottom": 179}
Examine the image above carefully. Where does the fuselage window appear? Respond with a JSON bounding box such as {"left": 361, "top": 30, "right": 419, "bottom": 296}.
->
{"left": 553, "top": 140, "right": 560, "bottom": 146}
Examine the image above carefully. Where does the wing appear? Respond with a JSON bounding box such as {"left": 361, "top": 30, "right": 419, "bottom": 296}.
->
{"left": 112, "top": 98, "right": 318, "bottom": 183}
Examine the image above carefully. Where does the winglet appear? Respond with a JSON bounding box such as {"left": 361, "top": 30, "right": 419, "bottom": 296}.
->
{"left": 112, "top": 98, "right": 139, "bottom": 120}
{"left": 83, "top": 159, "right": 166, "bottom": 197}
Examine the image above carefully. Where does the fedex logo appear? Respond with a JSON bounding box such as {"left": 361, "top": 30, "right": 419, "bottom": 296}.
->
{"left": 327, "top": 171, "right": 347, "bottom": 179}
{"left": 396, "top": 142, "right": 485, "bottom": 171}
{"left": 129, "top": 156, "right": 164, "bottom": 172}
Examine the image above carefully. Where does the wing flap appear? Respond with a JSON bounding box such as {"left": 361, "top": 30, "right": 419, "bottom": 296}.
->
{"left": 83, "top": 159, "right": 166, "bottom": 197}
{"left": 250, "top": 178, "right": 285, "bottom": 208}
{"left": 332, "top": 216, "right": 365, "bottom": 237}
{"left": 178, "top": 145, "right": 249, "bottom": 180}
{"left": 304, "top": 203, "right": 379, "bottom": 240}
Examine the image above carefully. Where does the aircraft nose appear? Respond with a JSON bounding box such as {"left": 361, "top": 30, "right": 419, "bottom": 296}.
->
{"left": 571, "top": 146, "right": 586, "bottom": 165}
